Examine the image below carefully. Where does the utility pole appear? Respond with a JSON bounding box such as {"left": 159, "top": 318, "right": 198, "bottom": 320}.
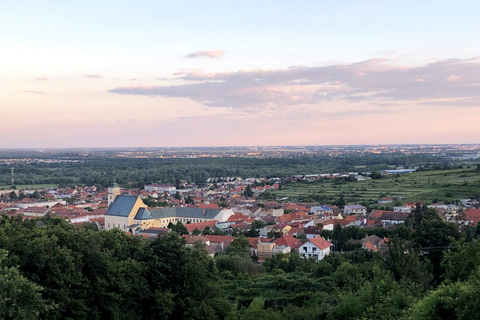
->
{"left": 10, "top": 167, "right": 14, "bottom": 186}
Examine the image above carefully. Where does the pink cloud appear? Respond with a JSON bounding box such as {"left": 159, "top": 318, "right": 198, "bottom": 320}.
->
{"left": 110, "top": 57, "right": 480, "bottom": 109}
{"left": 85, "top": 74, "right": 103, "bottom": 79}
{"left": 185, "top": 50, "right": 225, "bottom": 59}
{"left": 446, "top": 75, "right": 460, "bottom": 81}
{"left": 20, "top": 90, "right": 47, "bottom": 94}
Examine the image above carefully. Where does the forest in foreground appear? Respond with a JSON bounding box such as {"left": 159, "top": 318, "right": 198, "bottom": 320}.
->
{"left": 1, "top": 205, "right": 480, "bottom": 320}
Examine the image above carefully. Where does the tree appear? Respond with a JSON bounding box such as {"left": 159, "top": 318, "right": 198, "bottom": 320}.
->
{"left": 8, "top": 191, "right": 17, "bottom": 200}
{"left": 30, "top": 190, "right": 41, "bottom": 199}
{"left": 185, "top": 195, "right": 194, "bottom": 204}
{"left": 244, "top": 186, "right": 253, "bottom": 198}
{"left": 173, "top": 222, "right": 188, "bottom": 235}
{"left": 412, "top": 207, "right": 459, "bottom": 283}
{"left": 370, "top": 171, "right": 383, "bottom": 179}
{"left": 442, "top": 240, "right": 480, "bottom": 283}
{"left": 227, "top": 236, "right": 251, "bottom": 256}
{"left": 174, "top": 191, "right": 181, "bottom": 200}
{"left": 0, "top": 250, "right": 49, "bottom": 320}
{"left": 408, "top": 269, "right": 480, "bottom": 320}
{"left": 336, "top": 194, "right": 345, "bottom": 207}
{"left": 202, "top": 227, "right": 212, "bottom": 236}
{"left": 251, "top": 220, "right": 265, "bottom": 231}
{"left": 384, "top": 238, "right": 432, "bottom": 288}
{"left": 332, "top": 223, "right": 343, "bottom": 251}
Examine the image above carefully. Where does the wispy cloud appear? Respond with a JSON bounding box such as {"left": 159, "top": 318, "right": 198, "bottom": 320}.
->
{"left": 35, "top": 77, "right": 48, "bottom": 81}
{"left": 85, "top": 74, "right": 103, "bottom": 79}
{"left": 110, "top": 57, "right": 480, "bottom": 109}
{"left": 185, "top": 50, "right": 225, "bottom": 59}
{"left": 20, "top": 90, "right": 47, "bottom": 94}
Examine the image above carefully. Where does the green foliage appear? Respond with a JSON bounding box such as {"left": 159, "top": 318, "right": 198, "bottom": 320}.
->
{"left": 244, "top": 185, "right": 253, "bottom": 198}
{"left": 442, "top": 240, "right": 480, "bottom": 283}
{"left": 227, "top": 236, "right": 251, "bottom": 256}
{"left": 251, "top": 220, "right": 265, "bottom": 231}
{"left": 384, "top": 238, "right": 433, "bottom": 288}
{"left": 0, "top": 209, "right": 478, "bottom": 320}
{"left": 9, "top": 191, "right": 17, "bottom": 200}
{"left": 407, "top": 269, "right": 480, "bottom": 320}
{"left": 169, "top": 221, "right": 188, "bottom": 235}
{"left": 0, "top": 250, "right": 49, "bottom": 320}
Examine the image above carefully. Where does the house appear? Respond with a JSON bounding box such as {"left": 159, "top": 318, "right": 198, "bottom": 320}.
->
{"left": 298, "top": 236, "right": 331, "bottom": 261}
{"left": 465, "top": 208, "right": 480, "bottom": 225}
{"left": 273, "top": 223, "right": 292, "bottom": 236}
{"left": 361, "top": 235, "right": 382, "bottom": 249}
{"left": 274, "top": 235, "right": 303, "bottom": 251}
{"left": 344, "top": 204, "right": 367, "bottom": 215}
{"left": 393, "top": 206, "right": 412, "bottom": 213}
{"left": 185, "top": 220, "right": 218, "bottom": 234}
{"left": 257, "top": 238, "right": 290, "bottom": 262}
{"left": 305, "top": 225, "right": 323, "bottom": 239}
{"left": 379, "top": 211, "right": 409, "bottom": 226}
{"left": 378, "top": 197, "right": 394, "bottom": 204}
{"left": 310, "top": 206, "right": 334, "bottom": 215}
{"left": 145, "top": 184, "right": 176, "bottom": 193}
{"left": 369, "top": 210, "right": 395, "bottom": 219}
{"left": 136, "top": 227, "right": 170, "bottom": 237}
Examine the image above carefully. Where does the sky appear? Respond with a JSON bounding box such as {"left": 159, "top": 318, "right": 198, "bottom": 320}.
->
{"left": 1, "top": 0, "right": 480, "bottom": 148}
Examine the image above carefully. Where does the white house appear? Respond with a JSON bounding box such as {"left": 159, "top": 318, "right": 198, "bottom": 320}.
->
{"left": 393, "top": 206, "right": 412, "bottom": 213}
{"left": 298, "top": 236, "right": 332, "bottom": 261}
{"left": 310, "top": 206, "right": 334, "bottom": 215}
{"left": 144, "top": 184, "right": 176, "bottom": 193}
{"left": 344, "top": 204, "right": 367, "bottom": 215}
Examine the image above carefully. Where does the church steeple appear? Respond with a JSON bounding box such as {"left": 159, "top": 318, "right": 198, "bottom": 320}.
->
{"left": 108, "top": 178, "right": 121, "bottom": 206}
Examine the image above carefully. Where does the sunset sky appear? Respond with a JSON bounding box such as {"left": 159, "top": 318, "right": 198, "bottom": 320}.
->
{"left": 2, "top": 0, "right": 480, "bottom": 148}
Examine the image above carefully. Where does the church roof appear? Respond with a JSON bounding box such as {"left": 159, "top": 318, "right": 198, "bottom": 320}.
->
{"left": 149, "top": 207, "right": 222, "bottom": 220}
{"left": 105, "top": 195, "right": 138, "bottom": 217}
{"left": 134, "top": 207, "right": 153, "bottom": 220}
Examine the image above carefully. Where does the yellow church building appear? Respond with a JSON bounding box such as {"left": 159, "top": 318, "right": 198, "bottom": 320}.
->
{"left": 104, "top": 183, "right": 234, "bottom": 232}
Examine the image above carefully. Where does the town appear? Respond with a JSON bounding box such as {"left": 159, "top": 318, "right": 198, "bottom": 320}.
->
{"left": 2, "top": 168, "right": 479, "bottom": 264}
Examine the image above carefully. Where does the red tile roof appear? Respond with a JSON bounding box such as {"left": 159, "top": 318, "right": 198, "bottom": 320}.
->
{"left": 274, "top": 235, "right": 303, "bottom": 249}
{"left": 309, "top": 236, "right": 331, "bottom": 250}
{"left": 465, "top": 209, "right": 480, "bottom": 225}
{"left": 185, "top": 220, "right": 217, "bottom": 233}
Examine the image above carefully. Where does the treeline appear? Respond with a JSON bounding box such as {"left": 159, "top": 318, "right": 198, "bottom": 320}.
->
{"left": 1, "top": 206, "right": 480, "bottom": 319}
{"left": 0, "top": 153, "right": 442, "bottom": 188}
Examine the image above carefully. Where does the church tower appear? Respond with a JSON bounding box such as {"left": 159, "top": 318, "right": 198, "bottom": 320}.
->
{"left": 108, "top": 178, "right": 121, "bottom": 207}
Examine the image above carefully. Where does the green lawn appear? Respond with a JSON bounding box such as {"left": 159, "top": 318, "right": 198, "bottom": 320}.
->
{"left": 0, "top": 184, "right": 58, "bottom": 190}
{"left": 274, "top": 167, "right": 480, "bottom": 206}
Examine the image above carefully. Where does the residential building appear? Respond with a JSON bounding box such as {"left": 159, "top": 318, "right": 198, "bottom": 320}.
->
{"left": 298, "top": 236, "right": 331, "bottom": 261}
{"left": 344, "top": 204, "right": 367, "bottom": 215}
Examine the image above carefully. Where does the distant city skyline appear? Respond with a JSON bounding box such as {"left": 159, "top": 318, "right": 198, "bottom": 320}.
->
{"left": 1, "top": 0, "right": 480, "bottom": 147}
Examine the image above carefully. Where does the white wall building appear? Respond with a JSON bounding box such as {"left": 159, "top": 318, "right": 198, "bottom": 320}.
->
{"left": 299, "top": 236, "right": 332, "bottom": 261}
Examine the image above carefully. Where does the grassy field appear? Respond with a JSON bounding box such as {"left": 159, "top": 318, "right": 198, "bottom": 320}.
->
{"left": 275, "top": 167, "right": 480, "bottom": 206}
{"left": 0, "top": 184, "right": 58, "bottom": 191}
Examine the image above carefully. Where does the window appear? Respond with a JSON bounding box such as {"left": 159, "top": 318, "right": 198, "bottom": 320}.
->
{"left": 312, "top": 247, "right": 317, "bottom": 252}
{"left": 303, "top": 247, "right": 307, "bottom": 252}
